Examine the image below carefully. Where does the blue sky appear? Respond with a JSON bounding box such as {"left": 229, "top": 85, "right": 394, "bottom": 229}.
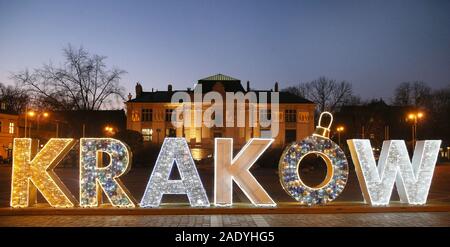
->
{"left": 0, "top": 0, "right": 449, "bottom": 101}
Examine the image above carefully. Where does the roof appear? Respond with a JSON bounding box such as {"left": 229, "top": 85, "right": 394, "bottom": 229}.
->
{"left": 199, "top": 74, "right": 240, "bottom": 81}
{"left": 196, "top": 73, "right": 244, "bottom": 93}
{"left": 0, "top": 109, "right": 19, "bottom": 116}
{"left": 127, "top": 91, "right": 176, "bottom": 103}
{"left": 128, "top": 74, "right": 314, "bottom": 104}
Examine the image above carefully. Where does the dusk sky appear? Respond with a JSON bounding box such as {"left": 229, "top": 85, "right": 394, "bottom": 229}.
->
{"left": 0, "top": 0, "right": 449, "bottom": 101}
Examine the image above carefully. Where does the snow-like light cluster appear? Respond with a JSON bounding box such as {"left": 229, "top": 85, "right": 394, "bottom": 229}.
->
{"left": 140, "top": 138, "right": 209, "bottom": 207}
{"left": 348, "top": 139, "right": 441, "bottom": 205}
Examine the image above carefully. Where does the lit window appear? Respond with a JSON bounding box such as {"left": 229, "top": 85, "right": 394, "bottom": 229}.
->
{"left": 131, "top": 110, "right": 140, "bottom": 122}
{"left": 9, "top": 122, "right": 14, "bottom": 134}
{"left": 142, "top": 128, "right": 153, "bottom": 141}
{"left": 298, "top": 112, "right": 310, "bottom": 122}
{"left": 260, "top": 128, "right": 272, "bottom": 138}
{"left": 260, "top": 109, "right": 271, "bottom": 121}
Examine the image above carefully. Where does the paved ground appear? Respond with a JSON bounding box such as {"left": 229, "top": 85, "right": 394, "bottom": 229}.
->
{"left": 0, "top": 213, "right": 449, "bottom": 227}
{"left": 0, "top": 164, "right": 449, "bottom": 227}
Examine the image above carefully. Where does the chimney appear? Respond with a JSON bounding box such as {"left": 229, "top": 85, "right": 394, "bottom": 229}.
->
{"left": 135, "top": 82, "right": 143, "bottom": 98}
{"left": 127, "top": 93, "right": 132, "bottom": 101}
{"left": 246, "top": 81, "right": 250, "bottom": 91}
{"left": 274, "top": 82, "right": 279, "bottom": 92}
{"left": 168, "top": 83, "right": 173, "bottom": 92}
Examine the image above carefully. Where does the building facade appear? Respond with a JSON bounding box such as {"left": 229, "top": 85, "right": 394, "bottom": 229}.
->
{"left": 0, "top": 110, "right": 18, "bottom": 161}
{"left": 125, "top": 74, "right": 315, "bottom": 159}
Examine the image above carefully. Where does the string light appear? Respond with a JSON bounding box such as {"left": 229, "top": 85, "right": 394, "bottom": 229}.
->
{"left": 214, "top": 138, "right": 276, "bottom": 207}
{"left": 79, "top": 138, "right": 136, "bottom": 208}
{"left": 140, "top": 138, "right": 209, "bottom": 207}
{"left": 11, "top": 138, "right": 77, "bottom": 208}
{"left": 279, "top": 112, "right": 348, "bottom": 206}
{"left": 348, "top": 139, "right": 441, "bottom": 205}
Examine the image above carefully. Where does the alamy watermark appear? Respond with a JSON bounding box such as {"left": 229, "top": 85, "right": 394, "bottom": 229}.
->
{"left": 170, "top": 84, "right": 280, "bottom": 138}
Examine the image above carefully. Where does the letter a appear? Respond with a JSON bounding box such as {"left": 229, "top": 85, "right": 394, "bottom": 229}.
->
{"left": 348, "top": 139, "right": 441, "bottom": 205}
{"left": 140, "top": 138, "right": 209, "bottom": 207}
{"left": 214, "top": 138, "right": 275, "bottom": 206}
{"left": 11, "top": 138, "right": 77, "bottom": 208}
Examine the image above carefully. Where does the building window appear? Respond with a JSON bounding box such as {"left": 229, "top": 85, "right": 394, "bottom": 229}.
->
{"left": 260, "top": 109, "right": 272, "bottom": 119}
{"left": 165, "top": 128, "right": 176, "bottom": 137}
{"left": 131, "top": 110, "right": 140, "bottom": 122}
{"left": 260, "top": 109, "right": 271, "bottom": 125}
{"left": 165, "top": 109, "right": 173, "bottom": 122}
{"left": 260, "top": 128, "right": 272, "bottom": 138}
{"left": 285, "top": 129, "right": 296, "bottom": 143}
{"left": 285, "top": 110, "right": 296, "bottom": 123}
{"left": 298, "top": 112, "right": 310, "bottom": 122}
{"left": 213, "top": 131, "right": 222, "bottom": 138}
{"left": 142, "top": 128, "right": 152, "bottom": 141}
{"left": 9, "top": 122, "right": 14, "bottom": 134}
{"left": 0, "top": 102, "right": 6, "bottom": 110}
{"left": 141, "top": 109, "right": 152, "bottom": 122}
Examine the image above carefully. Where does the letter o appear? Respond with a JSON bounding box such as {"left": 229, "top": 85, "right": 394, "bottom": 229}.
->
{"left": 278, "top": 136, "right": 348, "bottom": 205}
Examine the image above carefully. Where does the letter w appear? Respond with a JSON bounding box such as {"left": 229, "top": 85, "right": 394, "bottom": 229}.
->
{"left": 348, "top": 140, "right": 441, "bottom": 205}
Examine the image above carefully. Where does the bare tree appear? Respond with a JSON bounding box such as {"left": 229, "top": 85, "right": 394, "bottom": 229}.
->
{"left": 12, "top": 45, "right": 126, "bottom": 110}
{"left": 393, "top": 81, "right": 431, "bottom": 106}
{"left": 0, "top": 82, "right": 30, "bottom": 113}
{"left": 284, "top": 76, "right": 353, "bottom": 113}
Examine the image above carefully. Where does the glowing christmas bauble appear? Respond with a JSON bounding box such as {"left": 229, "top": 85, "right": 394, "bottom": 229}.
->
{"left": 279, "top": 112, "right": 348, "bottom": 205}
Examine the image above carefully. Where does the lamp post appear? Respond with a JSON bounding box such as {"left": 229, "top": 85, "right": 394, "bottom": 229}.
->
{"left": 336, "top": 126, "right": 345, "bottom": 146}
{"left": 407, "top": 111, "right": 424, "bottom": 150}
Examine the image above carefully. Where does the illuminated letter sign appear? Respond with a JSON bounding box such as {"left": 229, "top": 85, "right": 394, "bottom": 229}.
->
{"left": 140, "top": 138, "right": 209, "bottom": 207}
{"left": 8, "top": 134, "right": 442, "bottom": 209}
{"left": 348, "top": 139, "right": 441, "bottom": 205}
{"left": 11, "top": 138, "right": 77, "bottom": 208}
{"left": 79, "top": 138, "right": 135, "bottom": 207}
{"left": 279, "top": 112, "right": 348, "bottom": 205}
{"left": 214, "top": 138, "right": 275, "bottom": 206}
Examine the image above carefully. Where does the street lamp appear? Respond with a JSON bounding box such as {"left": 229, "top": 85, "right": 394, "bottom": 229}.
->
{"left": 407, "top": 111, "right": 424, "bottom": 150}
{"left": 104, "top": 125, "right": 115, "bottom": 136}
{"left": 336, "top": 126, "right": 345, "bottom": 146}
{"left": 25, "top": 110, "right": 49, "bottom": 138}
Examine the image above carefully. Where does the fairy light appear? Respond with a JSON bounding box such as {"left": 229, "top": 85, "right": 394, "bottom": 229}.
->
{"left": 140, "top": 138, "right": 209, "bottom": 207}
{"left": 279, "top": 112, "right": 348, "bottom": 206}
{"left": 214, "top": 138, "right": 276, "bottom": 207}
{"left": 11, "top": 138, "right": 77, "bottom": 208}
{"left": 79, "top": 138, "right": 136, "bottom": 208}
{"left": 347, "top": 139, "right": 441, "bottom": 205}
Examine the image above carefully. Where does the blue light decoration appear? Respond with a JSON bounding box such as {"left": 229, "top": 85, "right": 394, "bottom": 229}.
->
{"left": 79, "top": 138, "right": 136, "bottom": 207}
